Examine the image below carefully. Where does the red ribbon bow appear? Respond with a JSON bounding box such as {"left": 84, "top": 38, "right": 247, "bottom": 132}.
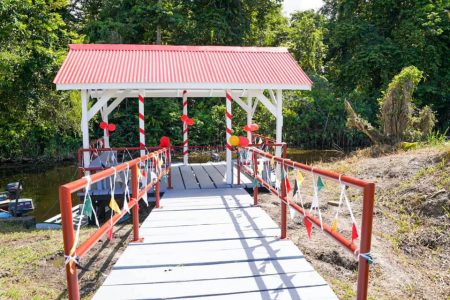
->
{"left": 99, "top": 122, "right": 116, "bottom": 136}
{"left": 180, "top": 114, "right": 195, "bottom": 126}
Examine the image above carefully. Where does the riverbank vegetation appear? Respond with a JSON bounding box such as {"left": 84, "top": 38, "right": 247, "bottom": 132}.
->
{"left": 0, "top": 0, "right": 448, "bottom": 161}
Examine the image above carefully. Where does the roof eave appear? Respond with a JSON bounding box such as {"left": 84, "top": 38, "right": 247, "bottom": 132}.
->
{"left": 55, "top": 82, "right": 312, "bottom": 91}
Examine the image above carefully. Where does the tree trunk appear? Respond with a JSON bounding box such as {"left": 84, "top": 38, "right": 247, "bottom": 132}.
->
{"left": 344, "top": 100, "right": 386, "bottom": 145}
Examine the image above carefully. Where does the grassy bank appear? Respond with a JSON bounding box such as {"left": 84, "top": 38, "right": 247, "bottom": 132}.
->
{"left": 0, "top": 205, "right": 154, "bottom": 300}
{"left": 258, "top": 143, "right": 450, "bottom": 299}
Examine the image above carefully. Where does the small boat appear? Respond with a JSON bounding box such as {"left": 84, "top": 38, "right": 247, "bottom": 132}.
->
{"left": 0, "top": 192, "right": 10, "bottom": 210}
{"left": 8, "top": 198, "right": 34, "bottom": 215}
{"left": 36, "top": 204, "right": 88, "bottom": 230}
{"left": 0, "top": 210, "right": 12, "bottom": 219}
{"left": 0, "top": 182, "right": 34, "bottom": 216}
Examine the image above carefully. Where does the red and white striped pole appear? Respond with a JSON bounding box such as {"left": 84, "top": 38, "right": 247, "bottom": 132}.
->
{"left": 182, "top": 90, "right": 188, "bottom": 165}
{"left": 225, "top": 91, "right": 233, "bottom": 184}
{"left": 138, "top": 94, "right": 145, "bottom": 157}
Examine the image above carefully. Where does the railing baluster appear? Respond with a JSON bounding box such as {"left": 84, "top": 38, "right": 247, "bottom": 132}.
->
{"left": 237, "top": 149, "right": 241, "bottom": 185}
{"left": 280, "top": 161, "right": 287, "bottom": 239}
{"left": 357, "top": 183, "right": 375, "bottom": 300}
{"left": 252, "top": 150, "right": 258, "bottom": 206}
{"left": 167, "top": 147, "right": 172, "bottom": 189}
{"left": 155, "top": 181, "right": 161, "bottom": 209}
{"left": 59, "top": 185, "right": 79, "bottom": 300}
{"left": 131, "top": 164, "right": 141, "bottom": 242}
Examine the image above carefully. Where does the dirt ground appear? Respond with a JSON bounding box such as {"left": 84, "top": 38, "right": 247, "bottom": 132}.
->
{"left": 255, "top": 145, "right": 450, "bottom": 299}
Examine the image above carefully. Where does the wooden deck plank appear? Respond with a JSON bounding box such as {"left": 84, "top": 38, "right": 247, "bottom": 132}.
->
{"left": 96, "top": 271, "right": 335, "bottom": 300}
{"left": 93, "top": 188, "right": 337, "bottom": 300}
{"left": 179, "top": 165, "right": 199, "bottom": 189}
{"left": 169, "top": 165, "right": 184, "bottom": 189}
{"left": 103, "top": 256, "right": 315, "bottom": 285}
{"left": 203, "top": 163, "right": 228, "bottom": 188}
{"left": 212, "top": 162, "right": 226, "bottom": 176}
{"left": 191, "top": 164, "right": 215, "bottom": 189}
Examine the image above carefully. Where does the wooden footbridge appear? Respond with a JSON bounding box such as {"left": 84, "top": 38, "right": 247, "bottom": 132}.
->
{"left": 59, "top": 147, "right": 374, "bottom": 300}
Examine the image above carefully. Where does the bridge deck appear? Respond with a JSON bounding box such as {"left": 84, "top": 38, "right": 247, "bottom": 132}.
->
{"left": 93, "top": 188, "right": 337, "bottom": 300}
{"left": 168, "top": 162, "right": 253, "bottom": 190}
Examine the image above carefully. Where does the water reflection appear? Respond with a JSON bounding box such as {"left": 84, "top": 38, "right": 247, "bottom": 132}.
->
{"left": 0, "top": 163, "right": 78, "bottom": 222}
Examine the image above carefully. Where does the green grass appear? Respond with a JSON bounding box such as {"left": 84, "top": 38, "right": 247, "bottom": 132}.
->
{"left": 329, "top": 277, "right": 356, "bottom": 299}
{"left": 0, "top": 224, "right": 95, "bottom": 300}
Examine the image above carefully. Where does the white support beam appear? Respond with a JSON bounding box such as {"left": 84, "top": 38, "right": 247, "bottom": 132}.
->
{"left": 255, "top": 93, "right": 276, "bottom": 117}
{"left": 87, "top": 90, "right": 116, "bottom": 121}
{"left": 100, "top": 105, "right": 110, "bottom": 148}
{"left": 81, "top": 90, "right": 90, "bottom": 171}
{"left": 230, "top": 93, "right": 249, "bottom": 113}
{"left": 268, "top": 89, "right": 277, "bottom": 106}
{"left": 275, "top": 89, "right": 283, "bottom": 158}
{"left": 105, "top": 95, "right": 125, "bottom": 115}
{"left": 89, "top": 89, "right": 252, "bottom": 99}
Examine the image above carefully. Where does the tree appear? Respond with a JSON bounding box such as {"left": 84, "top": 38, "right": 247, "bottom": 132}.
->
{"left": 322, "top": 0, "right": 450, "bottom": 129}
{"left": 288, "top": 10, "right": 327, "bottom": 73}
{"left": 0, "top": 0, "right": 81, "bottom": 159}
{"left": 345, "top": 66, "right": 436, "bottom": 145}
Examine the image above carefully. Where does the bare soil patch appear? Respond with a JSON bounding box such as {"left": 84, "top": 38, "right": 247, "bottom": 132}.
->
{"left": 256, "top": 145, "right": 450, "bottom": 299}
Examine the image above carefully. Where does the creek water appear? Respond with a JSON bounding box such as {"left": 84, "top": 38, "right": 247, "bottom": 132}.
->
{"left": 0, "top": 148, "right": 343, "bottom": 222}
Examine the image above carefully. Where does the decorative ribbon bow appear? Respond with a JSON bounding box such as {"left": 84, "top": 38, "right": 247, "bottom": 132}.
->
{"left": 99, "top": 122, "right": 116, "bottom": 136}
{"left": 180, "top": 114, "right": 195, "bottom": 126}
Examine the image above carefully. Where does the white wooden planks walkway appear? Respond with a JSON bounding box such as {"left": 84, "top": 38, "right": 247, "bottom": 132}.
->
{"left": 94, "top": 188, "right": 337, "bottom": 300}
{"left": 167, "top": 162, "right": 252, "bottom": 190}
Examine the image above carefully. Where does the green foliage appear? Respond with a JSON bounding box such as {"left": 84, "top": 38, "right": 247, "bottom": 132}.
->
{"left": 323, "top": 0, "right": 450, "bottom": 129}
{"left": 0, "top": 0, "right": 81, "bottom": 160}
{"left": 426, "top": 128, "right": 449, "bottom": 146}
{"left": 379, "top": 66, "right": 423, "bottom": 142}
{"left": 0, "top": 0, "right": 448, "bottom": 160}
{"left": 287, "top": 10, "right": 327, "bottom": 73}
{"left": 345, "top": 66, "right": 437, "bottom": 145}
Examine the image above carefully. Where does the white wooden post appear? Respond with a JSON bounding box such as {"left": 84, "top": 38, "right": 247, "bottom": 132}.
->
{"left": 225, "top": 91, "right": 233, "bottom": 184}
{"left": 182, "top": 91, "right": 189, "bottom": 165}
{"left": 275, "top": 89, "right": 283, "bottom": 157}
{"left": 247, "top": 96, "right": 253, "bottom": 141}
{"left": 138, "top": 92, "right": 145, "bottom": 157}
{"left": 101, "top": 104, "right": 110, "bottom": 148}
{"left": 81, "top": 90, "right": 90, "bottom": 172}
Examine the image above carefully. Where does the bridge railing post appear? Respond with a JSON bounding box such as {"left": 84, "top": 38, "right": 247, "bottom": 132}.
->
{"left": 280, "top": 161, "right": 287, "bottom": 239}
{"left": 237, "top": 149, "right": 241, "bottom": 185}
{"left": 155, "top": 180, "right": 161, "bottom": 209}
{"left": 131, "top": 164, "right": 141, "bottom": 242}
{"left": 357, "top": 183, "right": 375, "bottom": 300}
{"left": 252, "top": 151, "right": 258, "bottom": 206}
{"left": 59, "top": 185, "right": 79, "bottom": 300}
{"left": 167, "top": 147, "right": 172, "bottom": 189}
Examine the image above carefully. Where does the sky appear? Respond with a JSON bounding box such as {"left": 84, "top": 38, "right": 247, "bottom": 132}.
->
{"left": 282, "top": 0, "right": 324, "bottom": 16}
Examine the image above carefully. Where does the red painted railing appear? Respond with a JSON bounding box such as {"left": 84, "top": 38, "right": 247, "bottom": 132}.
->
{"left": 60, "top": 147, "right": 171, "bottom": 300}
{"left": 237, "top": 146, "right": 375, "bottom": 300}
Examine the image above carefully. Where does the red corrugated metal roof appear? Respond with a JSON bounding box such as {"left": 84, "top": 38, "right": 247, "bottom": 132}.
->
{"left": 54, "top": 44, "right": 312, "bottom": 90}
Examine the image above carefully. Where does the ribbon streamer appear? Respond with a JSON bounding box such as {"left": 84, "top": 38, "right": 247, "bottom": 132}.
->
{"left": 310, "top": 169, "right": 324, "bottom": 230}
